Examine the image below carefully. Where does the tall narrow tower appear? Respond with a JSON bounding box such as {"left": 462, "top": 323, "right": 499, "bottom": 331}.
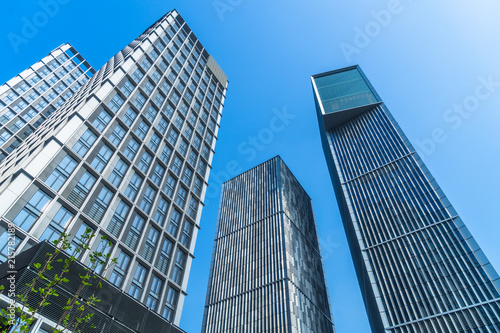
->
{"left": 202, "top": 156, "right": 334, "bottom": 333}
{"left": 311, "top": 65, "right": 500, "bottom": 332}
{"left": 0, "top": 9, "right": 227, "bottom": 329}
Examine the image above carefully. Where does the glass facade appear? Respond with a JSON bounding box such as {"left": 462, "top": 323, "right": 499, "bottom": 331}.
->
{"left": 312, "top": 65, "right": 500, "bottom": 332}
{"left": 202, "top": 156, "right": 334, "bottom": 333}
{"left": 0, "top": 9, "right": 227, "bottom": 327}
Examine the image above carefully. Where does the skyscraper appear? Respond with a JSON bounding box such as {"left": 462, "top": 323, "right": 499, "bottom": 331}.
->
{"left": 0, "top": 9, "right": 227, "bottom": 329}
{"left": 202, "top": 156, "right": 334, "bottom": 333}
{"left": 311, "top": 65, "right": 500, "bottom": 332}
{"left": 0, "top": 43, "right": 95, "bottom": 162}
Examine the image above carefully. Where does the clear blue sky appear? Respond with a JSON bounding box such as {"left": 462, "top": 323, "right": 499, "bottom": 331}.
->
{"left": 2, "top": 1, "right": 500, "bottom": 332}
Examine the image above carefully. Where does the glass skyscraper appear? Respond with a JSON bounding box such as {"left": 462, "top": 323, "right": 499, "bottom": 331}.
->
{"left": 0, "top": 9, "right": 227, "bottom": 330}
{"left": 0, "top": 43, "right": 94, "bottom": 162}
{"left": 311, "top": 65, "right": 500, "bottom": 332}
{"left": 202, "top": 156, "right": 334, "bottom": 333}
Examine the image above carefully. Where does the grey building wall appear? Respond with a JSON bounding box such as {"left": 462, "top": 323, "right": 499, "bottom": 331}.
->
{"left": 0, "top": 9, "right": 227, "bottom": 329}
{"left": 202, "top": 156, "right": 334, "bottom": 333}
{"left": 312, "top": 65, "right": 500, "bottom": 332}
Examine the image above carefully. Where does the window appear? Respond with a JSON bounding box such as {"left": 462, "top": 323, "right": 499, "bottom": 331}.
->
{"left": 45, "top": 155, "right": 78, "bottom": 191}
{"left": 0, "top": 230, "right": 21, "bottom": 264}
{"left": 109, "top": 251, "right": 130, "bottom": 288}
{"left": 125, "top": 172, "right": 143, "bottom": 201}
{"left": 148, "top": 133, "right": 161, "bottom": 152}
{"left": 174, "top": 115, "right": 183, "bottom": 130}
{"left": 152, "top": 164, "right": 165, "bottom": 186}
{"left": 107, "top": 201, "right": 130, "bottom": 237}
{"left": 198, "top": 160, "right": 207, "bottom": 177}
{"left": 151, "top": 70, "right": 161, "bottom": 83}
{"left": 0, "top": 130, "right": 13, "bottom": 146}
{"left": 94, "top": 238, "right": 113, "bottom": 275}
{"left": 178, "top": 140, "right": 188, "bottom": 156}
{"left": 146, "top": 276, "right": 163, "bottom": 311}
{"left": 202, "top": 145, "right": 210, "bottom": 160}
{"left": 142, "top": 227, "right": 159, "bottom": 262}
{"left": 135, "top": 121, "right": 149, "bottom": 140}
{"left": 1, "top": 110, "right": 15, "bottom": 124}
{"left": 39, "top": 206, "right": 73, "bottom": 243}
{"left": 129, "top": 263, "right": 147, "bottom": 300}
{"left": 108, "top": 159, "right": 128, "bottom": 187}
{"left": 68, "top": 171, "right": 96, "bottom": 208}
{"left": 160, "top": 81, "right": 171, "bottom": 95}
{"left": 140, "top": 185, "right": 157, "bottom": 214}
{"left": 153, "top": 93, "right": 165, "bottom": 108}
{"left": 184, "top": 126, "right": 193, "bottom": 140}
{"left": 132, "top": 69, "right": 144, "bottom": 83}
{"left": 188, "top": 198, "right": 198, "bottom": 220}
{"left": 157, "top": 238, "right": 173, "bottom": 275}
{"left": 157, "top": 117, "right": 168, "bottom": 134}
{"left": 180, "top": 221, "right": 194, "bottom": 248}
{"left": 26, "top": 91, "right": 39, "bottom": 103}
{"left": 109, "top": 124, "right": 126, "bottom": 146}
{"left": 160, "top": 145, "right": 172, "bottom": 164}
{"left": 188, "top": 113, "right": 197, "bottom": 127}
{"left": 69, "top": 223, "right": 94, "bottom": 257}
{"left": 188, "top": 150, "right": 197, "bottom": 167}
{"left": 8, "top": 118, "right": 25, "bottom": 133}
{"left": 125, "top": 214, "right": 145, "bottom": 250}
{"left": 171, "top": 92, "right": 180, "bottom": 105}
{"left": 88, "top": 186, "right": 113, "bottom": 223}
{"left": 138, "top": 151, "right": 153, "bottom": 173}
{"left": 123, "top": 107, "right": 138, "bottom": 127}
{"left": 90, "top": 145, "right": 113, "bottom": 172}
{"left": 73, "top": 129, "right": 97, "bottom": 157}
{"left": 182, "top": 167, "right": 193, "bottom": 186}
{"left": 121, "top": 80, "right": 135, "bottom": 96}
{"left": 171, "top": 156, "right": 182, "bottom": 175}
{"left": 162, "top": 287, "right": 178, "bottom": 322}
{"left": 124, "top": 137, "right": 140, "bottom": 160}
{"left": 164, "top": 103, "right": 175, "bottom": 118}
{"left": 175, "top": 187, "right": 187, "bottom": 209}
{"left": 13, "top": 190, "right": 51, "bottom": 231}
{"left": 134, "top": 94, "right": 147, "bottom": 110}
{"left": 171, "top": 250, "right": 186, "bottom": 284}
{"left": 108, "top": 94, "right": 124, "bottom": 113}
{"left": 167, "top": 129, "right": 178, "bottom": 146}
{"left": 168, "top": 210, "right": 181, "bottom": 237}
{"left": 193, "top": 177, "right": 203, "bottom": 197}
{"left": 196, "top": 122, "right": 204, "bottom": 135}
{"left": 141, "top": 58, "right": 152, "bottom": 71}
{"left": 164, "top": 175, "right": 176, "bottom": 198}
{"left": 14, "top": 100, "right": 29, "bottom": 112}
{"left": 146, "top": 105, "right": 158, "bottom": 122}
{"left": 144, "top": 80, "right": 154, "bottom": 95}
{"left": 154, "top": 197, "right": 169, "bottom": 226}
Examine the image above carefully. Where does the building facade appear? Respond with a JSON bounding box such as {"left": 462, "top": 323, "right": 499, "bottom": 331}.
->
{"left": 202, "top": 156, "right": 334, "bottom": 333}
{"left": 0, "top": 43, "right": 95, "bottom": 162}
{"left": 311, "top": 65, "right": 500, "bottom": 332}
{"left": 0, "top": 9, "right": 227, "bottom": 329}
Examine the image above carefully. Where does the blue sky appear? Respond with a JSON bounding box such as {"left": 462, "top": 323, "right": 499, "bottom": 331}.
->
{"left": 2, "top": 1, "right": 500, "bottom": 332}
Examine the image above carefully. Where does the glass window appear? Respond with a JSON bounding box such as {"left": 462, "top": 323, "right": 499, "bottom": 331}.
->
{"left": 160, "top": 145, "right": 172, "bottom": 164}
{"left": 129, "top": 263, "right": 147, "bottom": 300}
{"left": 164, "top": 103, "right": 175, "bottom": 118}
{"left": 146, "top": 276, "right": 163, "bottom": 311}
{"left": 154, "top": 197, "right": 169, "bottom": 227}
{"left": 178, "top": 139, "right": 188, "bottom": 157}
{"left": 148, "top": 133, "right": 161, "bottom": 152}
{"left": 162, "top": 286, "right": 178, "bottom": 322}
{"left": 182, "top": 167, "right": 193, "bottom": 186}
{"left": 164, "top": 175, "right": 176, "bottom": 198}
{"left": 109, "top": 124, "right": 126, "bottom": 146}
{"left": 144, "top": 81, "right": 154, "bottom": 95}
{"left": 141, "top": 58, "right": 152, "bottom": 71}
{"left": 171, "top": 156, "right": 182, "bottom": 175}
{"left": 0, "top": 230, "right": 21, "bottom": 264}
{"left": 157, "top": 117, "right": 168, "bottom": 134}
{"left": 151, "top": 70, "right": 161, "bottom": 83}
{"left": 67, "top": 171, "right": 96, "bottom": 208}
{"left": 123, "top": 107, "right": 138, "bottom": 127}
{"left": 138, "top": 151, "right": 153, "bottom": 173}
{"left": 13, "top": 190, "right": 51, "bottom": 231}
{"left": 107, "top": 201, "right": 130, "bottom": 237}
{"left": 180, "top": 221, "right": 194, "bottom": 248}
{"left": 124, "top": 214, "right": 145, "bottom": 250}
{"left": 73, "top": 129, "right": 97, "bottom": 157}
{"left": 188, "top": 197, "right": 198, "bottom": 220}
{"left": 168, "top": 209, "right": 181, "bottom": 237}
{"left": 69, "top": 222, "right": 94, "bottom": 256}
{"left": 131, "top": 68, "right": 144, "bottom": 83}
{"left": 124, "top": 137, "right": 140, "bottom": 160}
{"left": 39, "top": 206, "right": 73, "bottom": 243}
{"left": 146, "top": 105, "right": 158, "bottom": 123}
{"left": 193, "top": 177, "right": 203, "bottom": 197}
{"left": 157, "top": 238, "right": 173, "bottom": 276}
{"left": 188, "top": 150, "right": 197, "bottom": 167}
{"left": 171, "top": 250, "right": 186, "bottom": 284}
{"left": 108, "top": 94, "right": 124, "bottom": 113}
{"left": 167, "top": 129, "right": 178, "bottom": 146}
{"left": 142, "top": 227, "right": 159, "bottom": 262}
{"left": 153, "top": 93, "right": 165, "bottom": 108}
{"left": 152, "top": 163, "right": 165, "bottom": 186}
{"left": 140, "top": 185, "right": 157, "bottom": 214}
{"left": 108, "top": 158, "right": 128, "bottom": 187}
{"left": 134, "top": 93, "right": 147, "bottom": 110}
{"left": 125, "top": 172, "right": 143, "bottom": 201}
{"left": 135, "top": 120, "right": 149, "bottom": 140}
{"left": 184, "top": 126, "right": 193, "bottom": 140}
{"left": 109, "top": 251, "right": 130, "bottom": 288}
{"left": 90, "top": 145, "right": 113, "bottom": 172}
{"left": 160, "top": 81, "right": 171, "bottom": 95}
{"left": 45, "top": 155, "right": 78, "bottom": 191}
{"left": 88, "top": 186, "right": 113, "bottom": 223}
{"left": 121, "top": 80, "right": 135, "bottom": 97}
{"left": 175, "top": 187, "right": 187, "bottom": 209}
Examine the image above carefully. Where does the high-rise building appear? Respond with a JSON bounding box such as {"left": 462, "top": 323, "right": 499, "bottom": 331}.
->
{"left": 0, "top": 43, "right": 95, "bottom": 162}
{"left": 202, "top": 156, "right": 334, "bottom": 333}
{"left": 0, "top": 9, "right": 227, "bottom": 330}
{"left": 311, "top": 65, "right": 500, "bottom": 332}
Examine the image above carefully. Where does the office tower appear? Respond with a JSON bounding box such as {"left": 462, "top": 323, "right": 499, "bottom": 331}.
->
{"left": 0, "top": 9, "right": 227, "bottom": 330}
{"left": 0, "top": 43, "right": 95, "bottom": 161}
{"left": 311, "top": 65, "right": 500, "bottom": 332}
{"left": 202, "top": 156, "right": 334, "bottom": 333}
